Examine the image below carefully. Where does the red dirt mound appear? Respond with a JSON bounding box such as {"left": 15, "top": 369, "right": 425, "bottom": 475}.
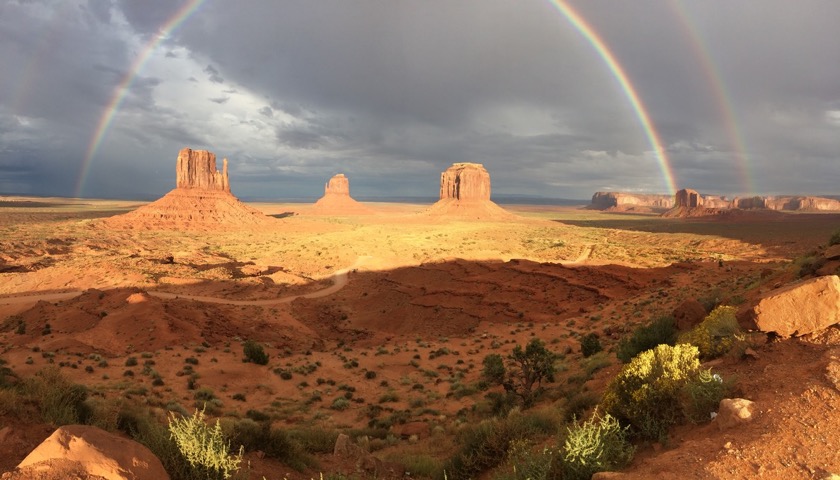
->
{"left": 99, "top": 188, "right": 275, "bottom": 231}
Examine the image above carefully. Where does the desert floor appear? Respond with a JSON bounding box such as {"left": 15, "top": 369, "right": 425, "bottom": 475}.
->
{"left": 0, "top": 196, "right": 838, "bottom": 479}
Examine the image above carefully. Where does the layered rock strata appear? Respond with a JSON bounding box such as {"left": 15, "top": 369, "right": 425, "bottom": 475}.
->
{"left": 425, "top": 163, "right": 513, "bottom": 219}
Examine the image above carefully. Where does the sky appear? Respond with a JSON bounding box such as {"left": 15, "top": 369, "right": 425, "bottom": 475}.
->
{"left": 1, "top": 0, "right": 839, "bottom": 201}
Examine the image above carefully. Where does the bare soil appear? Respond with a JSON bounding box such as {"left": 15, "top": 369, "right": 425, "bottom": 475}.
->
{"left": 0, "top": 196, "right": 838, "bottom": 479}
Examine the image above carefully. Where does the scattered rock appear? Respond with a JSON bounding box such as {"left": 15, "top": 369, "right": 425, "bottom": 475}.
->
{"left": 358, "top": 454, "right": 405, "bottom": 479}
{"left": 738, "top": 275, "right": 840, "bottom": 337}
{"left": 743, "top": 347, "right": 759, "bottom": 360}
{"left": 333, "top": 433, "right": 352, "bottom": 457}
{"left": 826, "top": 354, "right": 840, "bottom": 392}
{"left": 11, "top": 425, "right": 168, "bottom": 480}
{"left": 672, "top": 299, "right": 707, "bottom": 330}
{"left": 825, "top": 245, "right": 840, "bottom": 261}
{"left": 715, "top": 398, "right": 755, "bottom": 431}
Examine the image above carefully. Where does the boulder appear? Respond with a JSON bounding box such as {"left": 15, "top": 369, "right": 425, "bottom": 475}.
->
{"left": 176, "top": 148, "right": 229, "bottom": 191}
{"left": 672, "top": 299, "right": 707, "bottom": 330}
{"left": 333, "top": 433, "right": 352, "bottom": 457}
{"left": 824, "top": 244, "right": 840, "bottom": 261}
{"left": 12, "top": 425, "right": 168, "bottom": 480}
{"left": 738, "top": 275, "right": 840, "bottom": 337}
{"left": 715, "top": 398, "right": 755, "bottom": 431}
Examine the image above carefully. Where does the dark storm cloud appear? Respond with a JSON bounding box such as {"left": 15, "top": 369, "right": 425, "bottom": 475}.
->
{"left": 2, "top": 0, "right": 839, "bottom": 199}
{"left": 203, "top": 64, "right": 224, "bottom": 84}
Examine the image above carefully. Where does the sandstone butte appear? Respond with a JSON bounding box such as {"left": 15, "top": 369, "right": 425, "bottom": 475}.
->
{"left": 593, "top": 189, "right": 840, "bottom": 214}
{"left": 100, "top": 148, "right": 273, "bottom": 231}
{"left": 425, "top": 163, "right": 514, "bottom": 219}
{"left": 589, "top": 192, "right": 674, "bottom": 211}
{"left": 310, "top": 174, "right": 375, "bottom": 215}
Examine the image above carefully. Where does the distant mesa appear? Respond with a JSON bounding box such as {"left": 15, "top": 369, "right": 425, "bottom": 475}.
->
{"left": 663, "top": 188, "right": 840, "bottom": 218}
{"left": 101, "top": 148, "right": 273, "bottom": 230}
{"left": 589, "top": 192, "right": 674, "bottom": 212}
{"left": 591, "top": 189, "right": 840, "bottom": 215}
{"left": 310, "top": 174, "right": 375, "bottom": 215}
{"left": 424, "top": 163, "right": 514, "bottom": 219}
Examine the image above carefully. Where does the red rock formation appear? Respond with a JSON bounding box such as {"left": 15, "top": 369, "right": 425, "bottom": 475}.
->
{"left": 311, "top": 174, "right": 375, "bottom": 215}
{"left": 732, "top": 196, "right": 767, "bottom": 209}
{"left": 101, "top": 148, "right": 273, "bottom": 230}
{"left": 425, "top": 163, "right": 513, "bottom": 219}
{"left": 737, "top": 275, "right": 840, "bottom": 337}
{"left": 765, "top": 196, "right": 840, "bottom": 211}
{"left": 675, "top": 188, "right": 703, "bottom": 208}
{"left": 439, "top": 163, "right": 491, "bottom": 201}
{"left": 325, "top": 173, "right": 350, "bottom": 196}
{"left": 590, "top": 192, "right": 674, "bottom": 210}
{"left": 703, "top": 195, "right": 730, "bottom": 209}
{"left": 175, "top": 148, "right": 229, "bottom": 192}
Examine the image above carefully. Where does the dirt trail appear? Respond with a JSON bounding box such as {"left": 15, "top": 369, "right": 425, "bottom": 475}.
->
{"left": 0, "top": 256, "right": 373, "bottom": 306}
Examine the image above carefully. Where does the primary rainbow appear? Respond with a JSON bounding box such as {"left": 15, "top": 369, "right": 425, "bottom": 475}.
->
{"left": 75, "top": 0, "right": 208, "bottom": 198}
{"left": 547, "top": 1, "right": 677, "bottom": 195}
{"left": 667, "top": 0, "right": 755, "bottom": 195}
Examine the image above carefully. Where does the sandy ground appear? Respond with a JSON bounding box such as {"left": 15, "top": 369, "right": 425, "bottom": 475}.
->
{"left": 0, "top": 196, "right": 838, "bottom": 478}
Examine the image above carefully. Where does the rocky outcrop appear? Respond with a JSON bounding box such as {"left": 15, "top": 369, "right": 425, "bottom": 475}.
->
{"left": 589, "top": 192, "right": 673, "bottom": 211}
{"left": 440, "top": 163, "right": 491, "bottom": 201}
{"left": 311, "top": 174, "right": 375, "bottom": 215}
{"left": 101, "top": 148, "right": 274, "bottom": 231}
{"left": 732, "top": 196, "right": 767, "bottom": 209}
{"left": 425, "top": 163, "right": 513, "bottom": 219}
{"left": 765, "top": 196, "right": 840, "bottom": 211}
{"left": 703, "top": 195, "right": 730, "bottom": 209}
{"left": 11, "top": 425, "right": 168, "bottom": 480}
{"left": 673, "top": 299, "right": 707, "bottom": 331}
{"left": 176, "top": 148, "right": 229, "bottom": 191}
{"left": 324, "top": 173, "right": 350, "bottom": 196}
{"left": 738, "top": 275, "right": 840, "bottom": 337}
{"left": 675, "top": 189, "right": 703, "bottom": 208}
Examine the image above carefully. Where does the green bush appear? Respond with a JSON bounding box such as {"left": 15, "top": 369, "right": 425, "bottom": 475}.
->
{"left": 242, "top": 340, "right": 269, "bottom": 365}
{"left": 830, "top": 229, "right": 840, "bottom": 246}
{"left": 168, "top": 408, "right": 243, "bottom": 480}
{"left": 580, "top": 333, "right": 602, "bottom": 358}
{"left": 680, "top": 370, "right": 728, "bottom": 423}
{"left": 481, "top": 353, "right": 506, "bottom": 386}
{"left": 601, "top": 344, "right": 724, "bottom": 441}
{"left": 615, "top": 315, "right": 676, "bottom": 363}
{"left": 23, "top": 367, "right": 92, "bottom": 426}
{"left": 560, "top": 410, "right": 635, "bottom": 480}
{"left": 443, "top": 410, "right": 558, "bottom": 479}
{"left": 231, "top": 419, "right": 313, "bottom": 471}
{"left": 677, "top": 306, "right": 740, "bottom": 360}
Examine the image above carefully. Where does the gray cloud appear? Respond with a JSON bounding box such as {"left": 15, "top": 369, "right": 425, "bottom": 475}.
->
{"left": 1, "top": 0, "right": 838, "bottom": 199}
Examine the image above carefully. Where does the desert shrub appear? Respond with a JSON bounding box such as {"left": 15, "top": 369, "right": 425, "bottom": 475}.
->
{"left": 560, "top": 410, "right": 634, "bottom": 480}
{"left": 389, "top": 453, "right": 444, "bottom": 479}
{"left": 798, "top": 255, "right": 827, "bottom": 278}
{"left": 616, "top": 315, "right": 677, "bottom": 363}
{"left": 680, "top": 369, "right": 728, "bottom": 423}
{"left": 481, "top": 353, "right": 506, "bottom": 386}
{"left": 579, "top": 333, "right": 602, "bottom": 358}
{"left": 242, "top": 340, "right": 269, "bottom": 365}
{"left": 289, "top": 427, "right": 340, "bottom": 454}
{"left": 481, "top": 339, "right": 558, "bottom": 408}
{"left": 830, "top": 229, "right": 840, "bottom": 246}
{"left": 443, "top": 410, "right": 558, "bottom": 479}
{"left": 168, "top": 408, "right": 243, "bottom": 480}
{"left": 125, "top": 356, "right": 138, "bottom": 367}
{"left": 677, "top": 306, "right": 741, "bottom": 359}
{"left": 331, "top": 397, "right": 351, "bottom": 411}
{"left": 495, "top": 439, "right": 553, "bottom": 480}
{"left": 22, "top": 367, "right": 92, "bottom": 426}
{"left": 601, "top": 344, "right": 724, "bottom": 441}
{"left": 231, "top": 418, "right": 312, "bottom": 471}
{"left": 561, "top": 392, "right": 598, "bottom": 423}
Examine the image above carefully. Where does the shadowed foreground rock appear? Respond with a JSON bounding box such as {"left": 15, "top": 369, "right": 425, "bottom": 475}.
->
{"left": 5, "top": 425, "right": 168, "bottom": 480}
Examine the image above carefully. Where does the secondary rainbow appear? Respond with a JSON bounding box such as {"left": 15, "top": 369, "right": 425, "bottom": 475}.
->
{"left": 75, "top": 0, "right": 208, "bottom": 198}
{"left": 666, "top": 0, "right": 755, "bottom": 196}
{"left": 547, "top": 0, "right": 677, "bottom": 195}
